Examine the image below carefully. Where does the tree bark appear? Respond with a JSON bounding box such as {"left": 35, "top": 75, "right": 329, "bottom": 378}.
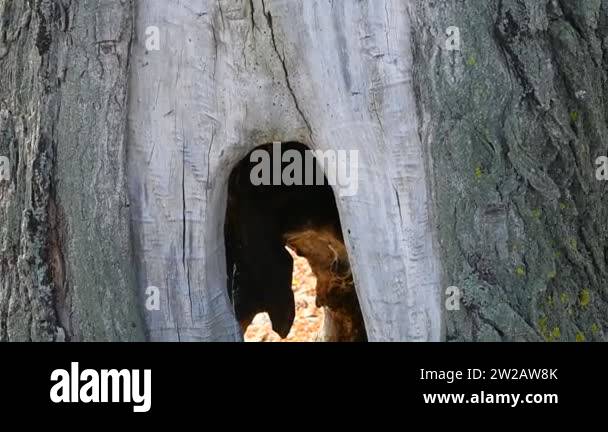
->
{"left": 0, "top": 0, "right": 144, "bottom": 341}
{"left": 129, "top": 0, "right": 441, "bottom": 341}
{"left": 1, "top": 0, "right": 606, "bottom": 342}
{"left": 411, "top": 0, "right": 608, "bottom": 341}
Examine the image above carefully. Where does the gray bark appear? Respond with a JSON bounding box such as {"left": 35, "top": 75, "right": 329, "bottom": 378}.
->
{"left": 0, "top": 0, "right": 144, "bottom": 341}
{"left": 129, "top": 0, "right": 441, "bottom": 341}
{"left": 1, "top": 0, "right": 606, "bottom": 342}
{"left": 411, "top": 0, "right": 608, "bottom": 341}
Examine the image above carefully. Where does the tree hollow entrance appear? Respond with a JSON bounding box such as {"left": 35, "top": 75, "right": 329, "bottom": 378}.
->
{"left": 224, "top": 143, "right": 366, "bottom": 342}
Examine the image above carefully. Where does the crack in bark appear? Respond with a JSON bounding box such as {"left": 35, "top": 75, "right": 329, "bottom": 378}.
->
{"left": 248, "top": 0, "right": 257, "bottom": 32}
{"left": 182, "top": 129, "right": 193, "bottom": 321}
{"left": 261, "top": 0, "right": 315, "bottom": 142}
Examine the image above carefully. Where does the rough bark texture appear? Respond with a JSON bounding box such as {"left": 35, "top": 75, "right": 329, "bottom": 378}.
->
{"left": 2, "top": 0, "right": 605, "bottom": 342}
{"left": 411, "top": 0, "right": 608, "bottom": 341}
{"left": 0, "top": 0, "right": 144, "bottom": 341}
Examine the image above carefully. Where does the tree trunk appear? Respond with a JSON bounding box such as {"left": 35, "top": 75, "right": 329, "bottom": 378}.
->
{"left": 128, "top": 0, "right": 441, "bottom": 341}
{"left": 1, "top": 0, "right": 606, "bottom": 342}
{"left": 411, "top": 0, "right": 608, "bottom": 341}
{"left": 0, "top": 0, "right": 144, "bottom": 341}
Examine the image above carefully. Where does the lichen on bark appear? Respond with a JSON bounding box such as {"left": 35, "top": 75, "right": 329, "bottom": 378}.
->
{"left": 411, "top": 0, "right": 608, "bottom": 341}
{"left": 0, "top": 0, "right": 144, "bottom": 341}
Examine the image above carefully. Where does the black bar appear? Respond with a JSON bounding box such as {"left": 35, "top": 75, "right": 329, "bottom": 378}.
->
{"left": 0, "top": 343, "right": 604, "bottom": 419}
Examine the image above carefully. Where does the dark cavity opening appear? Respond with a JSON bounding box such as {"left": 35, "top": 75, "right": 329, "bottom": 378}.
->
{"left": 224, "top": 142, "right": 367, "bottom": 342}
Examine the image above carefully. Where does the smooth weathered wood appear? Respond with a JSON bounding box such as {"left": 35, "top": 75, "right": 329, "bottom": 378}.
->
{"left": 128, "top": 0, "right": 442, "bottom": 341}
